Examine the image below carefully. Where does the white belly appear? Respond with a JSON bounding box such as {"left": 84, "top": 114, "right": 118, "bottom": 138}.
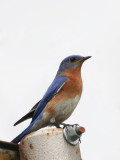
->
{"left": 50, "top": 95, "right": 80, "bottom": 123}
{"left": 29, "top": 95, "right": 80, "bottom": 133}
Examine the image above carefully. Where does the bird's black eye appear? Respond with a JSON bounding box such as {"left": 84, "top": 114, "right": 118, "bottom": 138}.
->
{"left": 69, "top": 57, "right": 76, "bottom": 62}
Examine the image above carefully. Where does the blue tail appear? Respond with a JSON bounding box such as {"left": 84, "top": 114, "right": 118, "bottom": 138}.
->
{"left": 12, "top": 110, "right": 44, "bottom": 143}
{"left": 11, "top": 122, "right": 34, "bottom": 143}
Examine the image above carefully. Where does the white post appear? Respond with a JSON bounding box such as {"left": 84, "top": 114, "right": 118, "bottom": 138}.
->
{"left": 19, "top": 128, "right": 82, "bottom": 160}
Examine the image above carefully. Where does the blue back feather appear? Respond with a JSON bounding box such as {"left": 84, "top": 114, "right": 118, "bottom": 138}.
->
{"left": 12, "top": 75, "right": 67, "bottom": 143}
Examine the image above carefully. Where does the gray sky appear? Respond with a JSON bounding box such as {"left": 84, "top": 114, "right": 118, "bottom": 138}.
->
{"left": 0, "top": 0, "right": 120, "bottom": 159}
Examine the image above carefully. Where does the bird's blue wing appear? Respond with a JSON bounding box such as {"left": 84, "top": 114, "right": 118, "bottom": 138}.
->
{"left": 32, "top": 75, "right": 68, "bottom": 122}
{"left": 12, "top": 122, "right": 35, "bottom": 143}
{"left": 11, "top": 75, "right": 67, "bottom": 143}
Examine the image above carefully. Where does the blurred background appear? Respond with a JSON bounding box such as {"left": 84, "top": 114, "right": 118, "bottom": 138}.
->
{"left": 0, "top": 0, "right": 120, "bottom": 159}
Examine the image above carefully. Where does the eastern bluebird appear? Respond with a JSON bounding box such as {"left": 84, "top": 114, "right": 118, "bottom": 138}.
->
{"left": 12, "top": 55, "right": 91, "bottom": 143}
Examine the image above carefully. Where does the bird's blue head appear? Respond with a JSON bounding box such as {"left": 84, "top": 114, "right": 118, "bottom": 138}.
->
{"left": 57, "top": 55, "right": 91, "bottom": 75}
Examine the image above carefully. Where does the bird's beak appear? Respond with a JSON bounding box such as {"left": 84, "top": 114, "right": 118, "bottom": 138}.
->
{"left": 82, "top": 56, "right": 91, "bottom": 62}
{"left": 77, "top": 56, "right": 91, "bottom": 63}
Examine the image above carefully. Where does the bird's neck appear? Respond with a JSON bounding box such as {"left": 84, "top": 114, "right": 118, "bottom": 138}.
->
{"left": 57, "top": 64, "right": 82, "bottom": 77}
{"left": 61, "top": 64, "right": 82, "bottom": 78}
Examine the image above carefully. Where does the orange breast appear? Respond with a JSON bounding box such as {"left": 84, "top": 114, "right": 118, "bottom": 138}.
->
{"left": 45, "top": 65, "right": 83, "bottom": 116}
{"left": 62, "top": 67, "right": 83, "bottom": 97}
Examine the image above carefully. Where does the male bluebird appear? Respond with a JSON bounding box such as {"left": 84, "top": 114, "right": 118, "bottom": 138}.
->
{"left": 12, "top": 55, "right": 91, "bottom": 143}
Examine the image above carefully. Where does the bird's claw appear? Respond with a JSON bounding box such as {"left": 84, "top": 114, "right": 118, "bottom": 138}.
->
{"left": 54, "top": 122, "right": 79, "bottom": 129}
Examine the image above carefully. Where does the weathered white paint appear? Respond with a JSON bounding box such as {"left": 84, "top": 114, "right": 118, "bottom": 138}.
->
{"left": 19, "top": 128, "right": 82, "bottom": 160}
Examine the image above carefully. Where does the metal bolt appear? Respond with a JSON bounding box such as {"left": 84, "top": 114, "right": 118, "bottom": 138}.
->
{"left": 63, "top": 124, "right": 85, "bottom": 145}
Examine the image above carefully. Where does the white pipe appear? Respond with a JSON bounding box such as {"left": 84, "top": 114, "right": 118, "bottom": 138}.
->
{"left": 19, "top": 128, "right": 82, "bottom": 160}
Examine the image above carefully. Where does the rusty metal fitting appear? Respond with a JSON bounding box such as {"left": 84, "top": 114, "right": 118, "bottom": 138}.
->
{"left": 63, "top": 124, "right": 85, "bottom": 145}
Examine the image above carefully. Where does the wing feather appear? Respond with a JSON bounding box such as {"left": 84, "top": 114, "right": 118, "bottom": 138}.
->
{"left": 31, "top": 75, "right": 67, "bottom": 122}
{"left": 14, "top": 101, "right": 40, "bottom": 126}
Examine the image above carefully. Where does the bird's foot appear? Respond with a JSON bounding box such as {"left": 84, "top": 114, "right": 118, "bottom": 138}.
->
{"left": 53, "top": 122, "right": 62, "bottom": 128}
{"left": 60, "top": 123, "right": 74, "bottom": 128}
{"left": 54, "top": 122, "right": 78, "bottom": 129}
